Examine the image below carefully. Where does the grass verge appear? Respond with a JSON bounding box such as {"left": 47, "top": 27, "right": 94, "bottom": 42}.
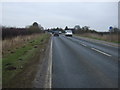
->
{"left": 2, "top": 34, "right": 50, "bottom": 88}
{"left": 75, "top": 34, "right": 120, "bottom": 44}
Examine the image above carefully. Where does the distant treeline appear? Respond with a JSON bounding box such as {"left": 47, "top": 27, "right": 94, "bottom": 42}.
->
{"left": 2, "top": 22, "right": 44, "bottom": 40}
{"left": 48, "top": 25, "right": 120, "bottom": 35}
{"left": 70, "top": 25, "right": 120, "bottom": 35}
{"left": 73, "top": 29, "right": 111, "bottom": 35}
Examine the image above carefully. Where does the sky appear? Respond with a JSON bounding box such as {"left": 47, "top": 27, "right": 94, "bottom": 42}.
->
{"left": 1, "top": 2, "right": 118, "bottom": 32}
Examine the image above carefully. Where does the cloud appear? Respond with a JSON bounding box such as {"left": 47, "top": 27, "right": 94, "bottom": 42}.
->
{"left": 2, "top": 2, "right": 118, "bottom": 31}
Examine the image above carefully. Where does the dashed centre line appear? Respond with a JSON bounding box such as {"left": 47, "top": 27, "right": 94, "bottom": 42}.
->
{"left": 91, "top": 48, "right": 112, "bottom": 57}
{"left": 65, "top": 36, "right": 112, "bottom": 57}
{"left": 81, "top": 43, "right": 87, "bottom": 47}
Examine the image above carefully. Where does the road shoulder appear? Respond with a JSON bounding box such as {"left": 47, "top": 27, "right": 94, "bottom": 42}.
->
{"left": 32, "top": 37, "right": 52, "bottom": 88}
{"left": 74, "top": 35, "right": 120, "bottom": 47}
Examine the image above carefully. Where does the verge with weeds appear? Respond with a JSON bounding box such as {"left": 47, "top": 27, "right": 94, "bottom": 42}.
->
{"left": 2, "top": 34, "right": 50, "bottom": 88}
{"left": 75, "top": 33, "right": 119, "bottom": 44}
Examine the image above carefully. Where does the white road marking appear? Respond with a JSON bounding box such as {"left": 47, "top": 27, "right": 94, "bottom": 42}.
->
{"left": 81, "top": 43, "right": 87, "bottom": 47}
{"left": 91, "top": 48, "right": 112, "bottom": 57}
{"left": 49, "top": 38, "right": 53, "bottom": 88}
{"left": 45, "top": 38, "right": 52, "bottom": 88}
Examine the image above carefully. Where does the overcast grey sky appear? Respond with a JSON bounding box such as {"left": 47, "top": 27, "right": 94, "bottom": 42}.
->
{"left": 2, "top": 2, "right": 118, "bottom": 31}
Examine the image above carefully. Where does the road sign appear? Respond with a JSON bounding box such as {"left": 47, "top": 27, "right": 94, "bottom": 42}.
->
{"left": 109, "top": 26, "right": 113, "bottom": 30}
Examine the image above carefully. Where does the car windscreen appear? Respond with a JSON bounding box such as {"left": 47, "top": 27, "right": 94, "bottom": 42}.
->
{"left": 54, "top": 31, "right": 59, "bottom": 34}
{"left": 66, "top": 30, "right": 72, "bottom": 33}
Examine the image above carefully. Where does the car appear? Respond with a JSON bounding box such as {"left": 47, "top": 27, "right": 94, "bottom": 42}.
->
{"left": 53, "top": 31, "right": 59, "bottom": 36}
{"left": 65, "top": 30, "right": 73, "bottom": 37}
{"left": 59, "top": 31, "right": 62, "bottom": 34}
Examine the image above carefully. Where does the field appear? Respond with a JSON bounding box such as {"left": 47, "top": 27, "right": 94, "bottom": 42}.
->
{"left": 76, "top": 33, "right": 120, "bottom": 43}
{"left": 2, "top": 33, "right": 50, "bottom": 88}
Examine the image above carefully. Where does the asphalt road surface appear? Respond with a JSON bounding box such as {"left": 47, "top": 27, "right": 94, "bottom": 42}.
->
{"left": 52, "top": 35, "right": 118, "bottom": 88}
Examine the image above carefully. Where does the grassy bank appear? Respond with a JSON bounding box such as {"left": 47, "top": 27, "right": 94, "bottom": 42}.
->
{"left": 75, "top": 33, "right": 120, "bottom": 44}
{"left": 2, "top": 34, "right": 51, "bottom": 88}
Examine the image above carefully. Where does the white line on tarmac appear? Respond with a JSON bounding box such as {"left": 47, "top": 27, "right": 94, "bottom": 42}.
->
{"left": 45, "top": 37, "right": 53, "bottom": 88}
{"left": 91, "top": 48, "right": 112, "bottom": 57}
{"left": 49, "top": 38, "right": 53, "bottom": 88}
{"left": 81, "top": 43, "right": 87, "bottom": 47}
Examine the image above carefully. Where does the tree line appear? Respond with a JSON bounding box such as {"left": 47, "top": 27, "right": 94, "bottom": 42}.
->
{"left": 47, "top": 25, "right": 120, "bottom": 35}
{"left": 2, "top": 22, "right": 44, "bottom": 40}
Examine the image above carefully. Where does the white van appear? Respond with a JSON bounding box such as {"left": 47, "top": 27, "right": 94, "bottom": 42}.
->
{"left": 65, "top": 30, "right": 73, "bottom": 37}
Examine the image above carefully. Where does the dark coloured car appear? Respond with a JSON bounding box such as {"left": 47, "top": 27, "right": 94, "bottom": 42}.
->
{"left": 53, "top": 31, "right": 59, "bottom": 36}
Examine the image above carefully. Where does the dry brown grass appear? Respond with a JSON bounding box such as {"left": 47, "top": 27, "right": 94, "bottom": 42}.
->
{"left": 2, "top": 33, "right": 50, "bottom": 88}
{"left": 78, "top": 33, "right": 119, "bottom": 43}
{"left": 0, "top": 40, "right": 2, "bottom": 58}
{"left": 2, "top": 34, "right": 44, "bottom": 55}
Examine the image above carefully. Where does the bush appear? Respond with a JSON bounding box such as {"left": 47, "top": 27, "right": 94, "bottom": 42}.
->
{"left": 2, "top": 26, "right": 44, "bottom": 40}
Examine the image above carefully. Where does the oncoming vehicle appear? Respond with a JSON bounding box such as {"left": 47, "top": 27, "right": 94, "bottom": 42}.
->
{"left": 53, "top": 31, "right": 59, "bottom": 36}
{"left": 59, "top": 31, "right": 62, "bottom": 34}
{"left": 65, "top": 30, "right": 73, "bottom": 37}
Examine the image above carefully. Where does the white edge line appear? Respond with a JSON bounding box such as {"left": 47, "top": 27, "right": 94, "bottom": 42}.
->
{"left": 49, "top": 37, "right": 53, "bottom": 88}
{"left": 46, "top": 37, "right": 52, "bottom": 88}
{"left": 91, "top": 48, "right": 111, "bottom": 57}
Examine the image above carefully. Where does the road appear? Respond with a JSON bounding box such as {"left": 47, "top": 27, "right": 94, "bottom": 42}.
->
{"left": 52, "top": 35, "right": 118, "bottom": 88}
